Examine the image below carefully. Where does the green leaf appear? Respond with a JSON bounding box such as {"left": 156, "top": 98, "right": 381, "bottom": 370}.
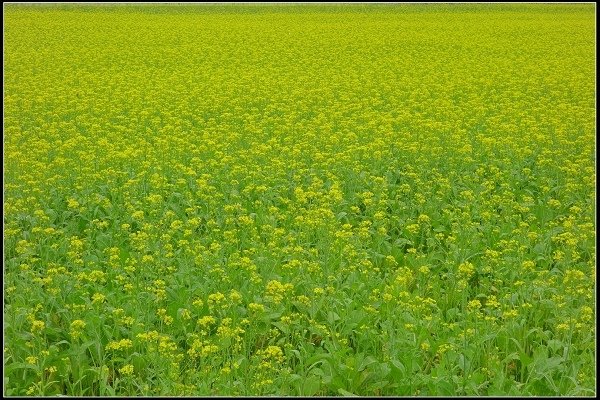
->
{"left": 338, "top": 388, "right": 359, "bottom": 396}
{"left": 519, "top": 351, "right": 533, "bottom": 368}
{"left": 327, "top": 311, "right": 341, "bottom": 324}
{"left": 458, "top": 353, "right": 471, "bottom": 372}
{"left": 271, "top": 321, "right": 289, "bottom": 335}
{"left": 394, "top": 238, "right": 413, "bottom": 247}
{"left": 367, "top": 379, "right": 389, "bottom": 392}
{"left": 389, "top": 359, "right": 406, "bottom": 380}
{"left": 357, "top": 355, "right": 377, "bottom": 372}
{"left": 305, "top": 352, "right": 332, "bottom": 367}
{"left": 303, "top": 375, "right": 321, "bottom": 396}
{"left": 546, "top": 339, "right": 564, "bottom": 353}
{"left": 431, "top": 379, "right": 454, "bottom": 396}
{"left": 4, "top": 362, "right": 38, "bottom": 375}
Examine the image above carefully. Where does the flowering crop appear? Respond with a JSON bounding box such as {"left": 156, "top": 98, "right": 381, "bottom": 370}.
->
{"left": 3, "top": 3, "right": 596, "bottom": 396}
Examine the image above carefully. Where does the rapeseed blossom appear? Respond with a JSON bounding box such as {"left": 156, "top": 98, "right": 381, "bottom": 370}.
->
{"left": 3, "top": 3, "right": 594, "bottom": 397}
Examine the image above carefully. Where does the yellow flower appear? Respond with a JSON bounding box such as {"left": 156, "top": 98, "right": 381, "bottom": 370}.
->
{"left": 467, "top": 299, "right": 482, "bottom": 312}
{"left": 220, "top": 366, "right": 231, "bottom": 375}
{"left": 106, "top": 339, "right": 133, "bottom": 351}
{"left": 92, "top": 293, "right": 106, "bottom": 304}
{"left": 259, "top": 345, "right": 285, "bottom": 363}
{"left": 70, "top": 319, "right": 86, "bottom": 332}
{"left": 119, "top": 364, "right": 134, "bottom": 375}
{"left": 248, "top": 303, "right": 265, "bottom": 313}
{"left": 197, "top": 315, "right": 216, "bottom": 328}
{"left": 417, "top": 214, "right": 431, "bottom": 224}
{"left": 180, "top": 308, "right": 191, "bottom": 320}
{"left": 207, "top": 292, "right": 226, "bottom": 308}
{"left": 192, "top": 298, "right": 204, "bottom": 308}
{"left": 458, "top": 262, "right": 475, "bottom": 278}
{"left": 229, "top": 289, "right": 242, "bottom": 304}
{"left": 31, "top": 320, "right": 45, "bottom": 333}
{"left": 67, "top": 198, "right": 80, "bottom": 209}
{"left": 556, "top": 323, "right": 570, "bottom": 331}
{"left": 265, "top": 280, "right": 294, "bottom": 304}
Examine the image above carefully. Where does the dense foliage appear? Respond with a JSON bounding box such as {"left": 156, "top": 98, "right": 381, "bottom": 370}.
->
{"left": 3, "top": 3, "right": 596, "bottom": 396}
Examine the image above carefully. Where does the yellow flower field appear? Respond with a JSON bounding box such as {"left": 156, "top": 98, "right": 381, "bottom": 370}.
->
{"left": 3, "top": 3, "right": 596, "bottom": 396}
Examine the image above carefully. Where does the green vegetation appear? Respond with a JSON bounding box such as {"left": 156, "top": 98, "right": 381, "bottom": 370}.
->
{"left": 3, "top": 3, "right": 596, "bottom": 396}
